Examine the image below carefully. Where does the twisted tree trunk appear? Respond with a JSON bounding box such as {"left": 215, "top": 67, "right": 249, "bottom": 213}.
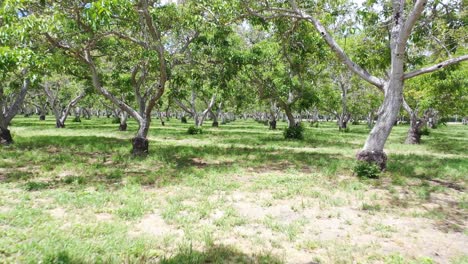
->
{"left": 132, "top": 119, "right": 150, "bottom": 156}
{"left": 405, "top": 112, "right": 424, "bottom": 144}
{"left": 0, "top": 74, "right": 30, "bottom": 144}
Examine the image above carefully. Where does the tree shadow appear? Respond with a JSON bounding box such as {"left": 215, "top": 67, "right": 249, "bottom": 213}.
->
{"left": 1, "top": 133, "right": 352, "bottom": 192}
{"left": 386, "top": 154, "right": 467, "bottom": 182}
{"left": 426, "top": 136, "right": 468, "bottom": 155}
{"left": 160, "top": 244, "right": 284, "bottom": 264}
{"left": 13, "top": 135, "right": 129, "bottom": 150}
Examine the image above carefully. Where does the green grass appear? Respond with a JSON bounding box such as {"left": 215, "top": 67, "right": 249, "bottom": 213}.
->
{"left": 0, "top": 116, "right": 467, "bottom": 263}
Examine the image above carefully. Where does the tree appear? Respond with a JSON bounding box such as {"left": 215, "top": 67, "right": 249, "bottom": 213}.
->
{"left": 0, "top": 2, "right": 37, "bottom": 143}
{"left": 172, "top": 23, "right": 246, "bottom": 128}
{"left": 41, "top": 75, "right": 86, "bottom": 128}
{"left": 403, "top": 62, "right": 468, "bottom": 143}
{"left": 244, "top": 20, "right": 324, "bottom": 131}
{"left": 29, "top": 0, "right": 201, "bottom": 155}
{"left": 248, "top": 0, "right": 468, "bottom": 169}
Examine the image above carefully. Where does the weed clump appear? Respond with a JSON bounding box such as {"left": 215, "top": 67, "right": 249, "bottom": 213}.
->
{"left": 284, "top": 123, "right": 304, "bottom": 140}
{"left": 187, "top": 126, "right": 202, "bottom": 135}
{"left": 25, "top": 181, "right": 49, "bottom": 191}
{"left": 353, "top": 161, "right": 381, "bottom": 179}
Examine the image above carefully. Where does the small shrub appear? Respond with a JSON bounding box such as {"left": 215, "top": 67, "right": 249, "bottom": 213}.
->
{"left": 284, "top": 123, "right": 304, "bottom": 140}
{"left": 106, "top": 170, "right": 123, "bottom": 180}
{"left": 63, "top": 176, "right": 86, "bottom": 185}
{"left": 43, "top": 250, "right": 73, "bottom": 264}
{"left": 339, "top": 127, "right": 350, "bottom": 133}
{"left": 72, "top": 116, "right": 81, "bottom": 123}
{"left": 187, "top": 126, "right": 202, "bottom": 135}
{"left": 353, "top": 161, "right": 381, "bottom": 179}
{"left": 181, "top": 116, "right": 188, "bottom": 123}
{"left": 111, "top": 117, "right": 120, "bottom": 124}
{"left": 25, "top": 181, "right": 49, "bottom": 191}
{"left": 420, "top": 126, "right": 430, "bottom": 136}
{"left": 310, "top": 121, "right": 319, "bottom": 128}
{"left": 362, "top": 203, "right": 382, "bottom": 211}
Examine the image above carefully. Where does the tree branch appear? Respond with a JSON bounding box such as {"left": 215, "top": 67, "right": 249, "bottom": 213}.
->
{"left": 259, "top": 1, "right": 385, "bottom": 89}
{"left": 84, "top": 49, "right": 144, "bottom": 123}
{"left": 399, "top": 0, "right": 427, "bottom": 45}
{"left": 404, "top": 55, "right": 468, "bottom": 79}
{"left": 5, "top": 75, "right": 30, "bottom": 124}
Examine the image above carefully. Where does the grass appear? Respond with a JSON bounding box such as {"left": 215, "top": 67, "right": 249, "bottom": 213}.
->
{"left": 0, "top": 116, "right": 467, "bottom": 263}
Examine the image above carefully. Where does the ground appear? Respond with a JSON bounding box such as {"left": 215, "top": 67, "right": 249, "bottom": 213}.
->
{"left": 0, "top": 117, "right": 466, "bottom": 264}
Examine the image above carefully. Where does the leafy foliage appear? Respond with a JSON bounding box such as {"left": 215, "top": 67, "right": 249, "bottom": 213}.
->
{"left": 353, "top": 161, "right": 381, "bottom": 179}
{"left": 187, "top": 126, "right": 203, "bottom": 135}
{"left": 283, "top": 123, "right": 304, "bottom": 140}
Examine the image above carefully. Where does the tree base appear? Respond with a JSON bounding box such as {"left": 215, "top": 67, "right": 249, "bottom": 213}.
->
{"left": 119, "top": 123, "right": 127, "bottom": 131}
{"left": 39, "top": 115, "right": 46, "bottom": 121}
{"left": 356, "top": 150, "right": 387, "bottom": 171}
{"left": 212, "top": 121, "right": 219, "bottom": 127}
{"left": 0, "top": 128, "right": 13, "bottom": 144}
{"left": 269, "top": 120, "right": 277, "bottom": 130}
{"left": 338, "top": 122, "right": 347, "bottom": 130}
{"left": 404, "top": 130, "right": 421, "bottom": 144}
{"left": 132, "top": 137, "right": 149, "bottom": 156}
{"left": 56, "top": 121, "right": 65, "bottom": 128}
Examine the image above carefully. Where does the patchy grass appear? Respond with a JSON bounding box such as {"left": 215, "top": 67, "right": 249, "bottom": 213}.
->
{"left": 0, "top": 117, "right": 467, "bottom": 263}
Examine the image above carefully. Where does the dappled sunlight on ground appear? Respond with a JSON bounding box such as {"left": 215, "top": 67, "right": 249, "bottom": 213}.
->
{"left": 1, "top": 117, "right": 467, "bottom": 263}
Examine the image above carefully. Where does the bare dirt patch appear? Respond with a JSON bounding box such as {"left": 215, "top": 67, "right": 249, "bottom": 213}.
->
{"left": 212, "top": 184, "right": 468, "bottom": 263}
{"left": 130, "top": 212, "right": 184, "bottom": 238}
{"left": 96, "top": 213, "right": 113, "bottom": 222}
{"left": 49, "top": 207, "right": 66, "bottom": 218}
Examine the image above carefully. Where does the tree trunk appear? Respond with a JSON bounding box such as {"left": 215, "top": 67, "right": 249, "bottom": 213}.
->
{"left": 165, "top": 105, "right": 171, "bottom": 121}
{"left": 269, "top": 101, "right": 277, "bottom": 130}
{"left": 210, "top": 110, "right": 219, "bottom": 127}
{"left": 74, "top": 107, "right": 81, "bottom": 122}
{"left": 269, "top": 115, "right": 277, "bottom": 130}
{"left": 0, "top": 127, "right": 13, "bottom": 144}
{"left": 284, "top": 106, "right": 296, "bottom": 128}
{"left": 367, "top": 111, "right": 374, "bottom": 129}
{"left": 405, "top": 112, "right": 423, "bottom": 144}
{"left": 357, "top": 79, "right": 403, "bottom": 170}
{"left": 338, "top": 113, "right": 350, "bottom": 130}
{"left": 39, "top": 105, "right": 47, "bottom": 120}
{"left": 119, "top": 111, "right": 128, "bottom": 131}
{"left": 132, "top": 120, "right": 150, "bottom": 156}
{"left": 338, "top": 118, "right": 348, "bottom": 130}
{"left": 56, "top": 120, "right": 65, "bottom": 128}
{"left": 157, "top": 110, "right": 165, "bottom": 126}
{"left": 132, "top": 137, "right": 149, "bottom": 156}
{"left": 83, "top": 108, "right": 91, "bottom": 120}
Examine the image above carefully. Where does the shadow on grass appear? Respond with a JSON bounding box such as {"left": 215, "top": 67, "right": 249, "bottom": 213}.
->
{"left": 426, "top": 136, "right": 468, "bottom": 155}
{"left": 160, "top": 245, "right": 283, "bottom": 264}
{"left": 14, "top": 135, "right": 129, "bottom": 150}
{"left": 41, "top": 245, "right": 284, "bottom": 264}
{"left": 4, "top": 130, "right": 464, "bottom": 194}
{"left": 1, "top": 133, "right": 352, "bottom": 190}
{"left": 387, "top": 154, "right": 467, "bottom": 182}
